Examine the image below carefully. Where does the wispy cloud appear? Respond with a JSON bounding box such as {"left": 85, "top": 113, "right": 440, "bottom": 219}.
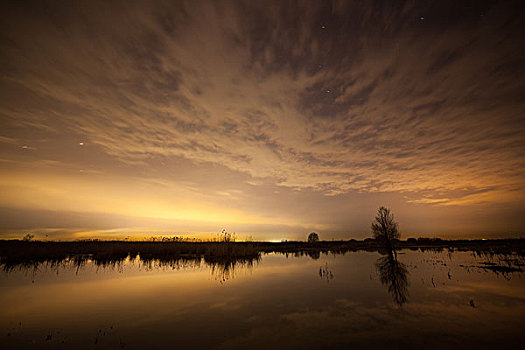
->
{"left": 0, "top": 1, "right": 524, "bottom": 237}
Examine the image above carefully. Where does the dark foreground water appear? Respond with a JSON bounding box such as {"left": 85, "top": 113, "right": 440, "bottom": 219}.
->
{"left": 1, "top": 250, "right": 524, "bottom": 349}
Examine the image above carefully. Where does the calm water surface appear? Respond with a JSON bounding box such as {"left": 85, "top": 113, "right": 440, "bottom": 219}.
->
{"left": 1, "top": 250, "right": 524, "bottom": 349}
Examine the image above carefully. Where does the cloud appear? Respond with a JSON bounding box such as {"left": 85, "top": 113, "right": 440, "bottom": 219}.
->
{"left": 0, "top": 1, "right": 524, "bottom": 236}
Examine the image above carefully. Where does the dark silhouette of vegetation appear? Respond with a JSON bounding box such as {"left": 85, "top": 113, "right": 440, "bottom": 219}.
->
{"left": 0, "top": 240, "right": 260, "bottom": 274}
{"left": 216, "top": 229, "right": 236, "bottom": 242}
{"left": 0, "top": 238, "right": 523, "bottom": 272}
{"left": 376, "top": 251, "right": 409, "bottom": 306}
{"left": 371, "top": 207, "right": 399, "bottom": 250}
{"left": 307, "top": 232, "right": 319, "bottom": 243}
{"left": 319, "top": 262, "right": 334, "bottom": 283}
{"left": 22, "top": 234, "right": 34, "bottom": 242}
{"left": 306, "top": 250, "right": 321, "bottom": 259}
{"left": 371, "top": 207, "right": 409, "bottom": 305}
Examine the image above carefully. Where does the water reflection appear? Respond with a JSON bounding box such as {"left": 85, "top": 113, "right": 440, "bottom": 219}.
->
{"left": 1, "top": 247, "right": 524, "bottom": 349}
{"left": 319, "top": 263, "right": 334, "bottom": 283}
{"left": 375, "top": 250, "right": 409, "bottom": 306}
{"left": 207, "top": 257, "right": 259, "bottom": 283}
{"left": 307, "top": 251, "right": 321, "bottom": 260}
{"left": 0, "top": 253, "right": 261, "bottom": 284}
{"left": 1, "top": 246, "right": 522, "bottom": 286}
{"left": 459, "top": 251, "right": 524, "bottom": 279}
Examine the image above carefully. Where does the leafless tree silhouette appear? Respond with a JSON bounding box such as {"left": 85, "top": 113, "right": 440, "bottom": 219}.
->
{"left": 371, "top": 207, "right": 399, "bottom": 250}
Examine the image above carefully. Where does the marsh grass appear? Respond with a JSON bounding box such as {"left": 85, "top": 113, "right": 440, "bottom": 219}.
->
{"left": 0, "top": 238, "right": 523, "bottom": 273}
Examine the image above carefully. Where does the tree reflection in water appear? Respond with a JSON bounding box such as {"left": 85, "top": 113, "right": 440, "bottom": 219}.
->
{"left": 375, "top": 249, "right": 409, "bottom": 306}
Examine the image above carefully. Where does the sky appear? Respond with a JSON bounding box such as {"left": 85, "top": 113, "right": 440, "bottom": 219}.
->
{"left": 0, "top": 0, "right": 524, "bottom": 240}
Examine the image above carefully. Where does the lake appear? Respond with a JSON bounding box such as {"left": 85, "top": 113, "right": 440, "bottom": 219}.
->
{"left": 1, "top": 249, "right": 524, "bottom": 349}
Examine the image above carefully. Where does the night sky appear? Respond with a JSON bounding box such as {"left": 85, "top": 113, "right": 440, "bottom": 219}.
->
{"left": 1, "top": 1, "right": 524, "bottom": 240}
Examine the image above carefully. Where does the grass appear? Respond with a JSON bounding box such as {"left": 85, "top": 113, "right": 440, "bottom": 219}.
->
{"left": 0, "top": 238, "right": 523, "bottom": 270}
{"left": 0, "top": 238, "right": 523, "bottom": 283}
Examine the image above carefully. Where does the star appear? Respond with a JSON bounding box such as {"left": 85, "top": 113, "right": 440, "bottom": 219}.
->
{"left": 420, "top": 17, "right": 425, "bottom": 20}
{"left": 321, "top": 25, "right": 326, "bottom": 29}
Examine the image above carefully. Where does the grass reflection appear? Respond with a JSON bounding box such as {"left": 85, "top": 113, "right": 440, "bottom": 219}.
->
{"left": 0, "top": 239, "right": 523, "bottom": 284}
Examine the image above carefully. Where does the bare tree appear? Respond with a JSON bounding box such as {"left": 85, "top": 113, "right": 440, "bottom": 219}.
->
{"left": 371, "top": 207, "right": 400, "bottom": 249}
